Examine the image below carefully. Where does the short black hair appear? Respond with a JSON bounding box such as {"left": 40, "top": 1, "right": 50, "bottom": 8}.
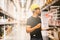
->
{"left": 35, "top": 8, "right": 40, "bottom": 10}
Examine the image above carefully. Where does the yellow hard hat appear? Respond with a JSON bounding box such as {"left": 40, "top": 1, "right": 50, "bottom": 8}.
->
{"left": 30, "top": 4, "right": 40, "bottom": 11}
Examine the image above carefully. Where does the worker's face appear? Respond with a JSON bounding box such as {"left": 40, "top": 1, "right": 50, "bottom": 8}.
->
{"left": 35, "top": 8, "right": 41, "bottom": 16}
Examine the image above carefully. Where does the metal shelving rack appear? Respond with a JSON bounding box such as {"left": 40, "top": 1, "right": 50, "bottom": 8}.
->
{"left": 49, "top": 6, "right": 60, "bottom": 40}
{"left": 41, "top": 0, "right": 59, "bottom": 11}
{"left": 0, "top": 7, "right": 17, "bottom": 40}
{"left": 0, "top": 8, "right": 17, "bottom": 25}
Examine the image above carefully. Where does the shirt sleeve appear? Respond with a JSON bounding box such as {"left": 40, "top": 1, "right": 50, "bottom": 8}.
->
{"left": 27, "top": 19, "right": 32, "bottom": 26}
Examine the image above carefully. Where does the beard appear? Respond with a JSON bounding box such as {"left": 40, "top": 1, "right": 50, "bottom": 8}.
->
{"left": 38, "top": 13, "right": 41, "bottom": 16}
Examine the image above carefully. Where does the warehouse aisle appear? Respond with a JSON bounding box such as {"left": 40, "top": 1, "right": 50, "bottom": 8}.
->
{"left": 0, "top": 0, "right": 60, "bottom": 40}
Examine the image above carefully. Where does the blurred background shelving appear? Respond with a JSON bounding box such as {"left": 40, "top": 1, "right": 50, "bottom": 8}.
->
{"left": 0, "top": 0, "right": 60, "bottom": 40}
{"left": 0, "top": 5, "right": 17, "bottom": 40}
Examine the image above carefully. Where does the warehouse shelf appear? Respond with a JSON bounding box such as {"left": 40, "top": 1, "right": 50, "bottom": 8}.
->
{"left": 0, "top": 8, "right": 15, "bottom": 20}
{"left": 0, "top": 7, "right": 17, "bottom": 39}
{"left": 42, "top": 0, "right": 58, "bottom": 11}
{"left": 0, "top": 21, "right": 17, "bottom": 25}
{"left": 0, "top": 10, "right": 17, "bottom": 25}
{"left": 50, "top": 6, "right": 60, "bottom": 9}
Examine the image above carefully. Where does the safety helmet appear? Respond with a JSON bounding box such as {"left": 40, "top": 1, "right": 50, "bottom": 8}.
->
{"left": 30, "top": 4, "right": 40, "bottom": 11}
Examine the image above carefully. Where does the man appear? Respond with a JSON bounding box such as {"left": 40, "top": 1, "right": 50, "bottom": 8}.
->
{"left": 26, "top": 4, "right": 43, "bottom": 40}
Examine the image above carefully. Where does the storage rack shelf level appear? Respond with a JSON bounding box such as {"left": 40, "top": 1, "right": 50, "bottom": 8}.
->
{"left": 0, "top": 7, "right": 15, "bottom": 19}
{"left": 41, "top": 0, "right": 60, "bottom": 39}
{"left": 0, "top": 7, "right": 17, "bottom": 39}
{"left": 49, "top": 6, "right": 60, "bottom": 40}
{"left": 41, "top": 0, "right": 59, "bottom": 11}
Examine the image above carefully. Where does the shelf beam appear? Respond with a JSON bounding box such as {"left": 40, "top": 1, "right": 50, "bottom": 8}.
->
{"left": 42, "top": 0, "right": 58, "bottom": 11}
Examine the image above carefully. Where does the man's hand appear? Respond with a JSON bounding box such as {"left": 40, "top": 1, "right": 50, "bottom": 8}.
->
{"left": 26, "top": 23, "right": 41, "bottom": 33}
{"left": 35, "top": 23, "right": 41, "bottom": 29}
